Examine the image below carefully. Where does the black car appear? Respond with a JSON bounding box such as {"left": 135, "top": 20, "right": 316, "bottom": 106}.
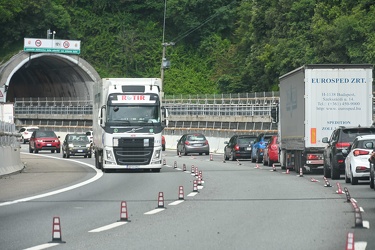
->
{"left": 224, "top": 135, "right": 257, "bottom": 161}
{"left": 322, "top": 126, "right": 375, "bottom": 179}
{"left": 62, "top": 133, "right": 92, "bottom": 158}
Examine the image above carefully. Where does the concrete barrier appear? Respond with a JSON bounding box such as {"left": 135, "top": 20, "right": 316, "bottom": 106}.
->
{"left": 0, "top": 121, "right": 24, "bottom": 176}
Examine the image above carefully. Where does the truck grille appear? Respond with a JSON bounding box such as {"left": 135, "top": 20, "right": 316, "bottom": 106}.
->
{"left": 114, "top": 137, "right": 154, "bottom": 165}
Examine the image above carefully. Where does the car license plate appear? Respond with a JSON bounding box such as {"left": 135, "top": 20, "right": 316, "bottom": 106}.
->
{"left": 77, "top": 150, "right": 83, "bottom": 152}
{"left": 47, "top": 144, "right": 51, "bottom": 146}
{"left": 246, "top": 147, "right": 251, "bottom": 150}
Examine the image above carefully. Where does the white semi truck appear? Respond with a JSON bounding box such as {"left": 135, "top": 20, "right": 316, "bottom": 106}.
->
{"left": 93, "top": 78, "right": 167, "bottom": 172}
{"left": 278, "top": 64, "right": 373, "bottom": 173}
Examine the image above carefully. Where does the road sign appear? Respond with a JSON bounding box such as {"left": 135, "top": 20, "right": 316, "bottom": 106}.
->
{"left": 24, "top": 38, "right": 81, "bottom": 54}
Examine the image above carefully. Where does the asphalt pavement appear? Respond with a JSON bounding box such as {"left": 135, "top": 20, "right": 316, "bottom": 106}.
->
{"left": 0, "top": 152, "right": 95, "bottom": 202}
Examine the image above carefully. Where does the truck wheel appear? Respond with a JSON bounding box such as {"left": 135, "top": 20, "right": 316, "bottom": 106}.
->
{"left": 95, "top": 150, "right": 102, "bottom": 169}
{"left": 152, "top": 168, "right": 161, "bottom": 173}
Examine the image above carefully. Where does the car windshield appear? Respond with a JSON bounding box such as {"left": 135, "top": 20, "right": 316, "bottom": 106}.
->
{"left": 68, "top": 135, "right": 89, "bottom": 142}
{"left": 36, "top": 131, "right": 56, "bottom": 138}
{"left": 341, "top": 128, "right": 375, "bottom": 142}
{"left": 28, "top": 128, "right": 39, "bottom": 132}
{"left": 238, "top": 137, "right": 256, "bottom": 144}
{"left": 187, "top": 135, "right": 206, "bottom": 141}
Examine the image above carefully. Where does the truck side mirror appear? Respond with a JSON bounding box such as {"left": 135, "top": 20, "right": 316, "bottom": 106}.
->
{"left": 100, "top": 105, "right": 107, "bottom": 128}
{"left": 161, "top": 107, "right": 169, "bottom": 127}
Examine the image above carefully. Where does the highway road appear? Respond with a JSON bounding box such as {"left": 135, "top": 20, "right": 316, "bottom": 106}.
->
{"left": 0, "top": 145, "right": 374, "bottom": 250}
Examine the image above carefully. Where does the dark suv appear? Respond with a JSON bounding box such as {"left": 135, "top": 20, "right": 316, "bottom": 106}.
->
{"left": 224, "top": 135, "right": 257, "bottom": 161}
{"left": 322, "top": 126, "right": 375, "bottom": 179}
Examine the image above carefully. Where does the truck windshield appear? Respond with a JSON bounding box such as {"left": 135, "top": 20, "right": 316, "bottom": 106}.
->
{"left": 107, "top": 105, "right": 160, "bottom": 124}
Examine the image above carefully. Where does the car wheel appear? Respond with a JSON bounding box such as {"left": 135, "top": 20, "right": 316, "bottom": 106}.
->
{"left": 88, "top": 154, "right": 92, "bottom": 159}
{"left": 230, "top": 152, "right": 235, "bottom": 161}
{"left": 370, "top": 164, "right": 374, "bottom": 189}
{"left": 323, "top": 157, "right": 331, "bottom": 178}
{"left": 183, "top": 147, "right": 187, "bottom": 156}
{"left": 57, "top": 149, "right": 60, "bottom": 153}
{"left": 162, "top": 145, "right": 165, "bottom": 151}
{"left": 256, "top": 152, "right": 262, "bottom": 163}
{"left": 251, "top": 154, "right": 256, "bottom": 163}
{"left": 84, "top": 155, "right": 87, "bottom": 158}
{"left": 34, "top": 149, "right": 38, "bottom": 154}
{"left": 22, "top": 137, "right": 26, "bottom": 144}
{"left": 345, "top": 170, "right": 350, "bottom": 183}
{"left": 330, "top": 159, "right": 340, "bottom": 180}
{"left": 263, "top": 156, "right": 267, "bottom": 166}
{"left": 224, "top": 152, "right": 229, "bottom": 161}
{"left": 51, "top": 150, "right": 55, "bottom": 153}
{"left": 67, "top": 153, "right": 70, "bottom": 158}
{"left": 351, "top": 169, "right": 358, "bottom": 185}
{"left": 62, "top": 150, "right": 66, "bottom": 158}
{"left": 29, "top": 146, "right": 33, "bottom": 153}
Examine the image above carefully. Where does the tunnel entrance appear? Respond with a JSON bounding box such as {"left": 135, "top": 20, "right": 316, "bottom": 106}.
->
{"left": 0, "top": 51, "right": 100, "bottom": 103}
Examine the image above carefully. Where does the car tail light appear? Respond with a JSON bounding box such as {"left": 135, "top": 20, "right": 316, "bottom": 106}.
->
{"left": 353, "top": 150, "right": 369, "bottom": 156}
{"left": 234, "top": 144, "right": 240, "bottom": 151}
{"left": 270, "top": 145, "right": 277, "bottom": 150}
{"left": 185, "top": 141, "right": 190, "bottom": 145}
{"left": 356, "top": 166, "right": 368, "bottom": 172}
{"left": 336, "top": 142, "right": 350, "bottom": 149}
{"left": 204, "top": 140, "right": 209, "bottom": 145}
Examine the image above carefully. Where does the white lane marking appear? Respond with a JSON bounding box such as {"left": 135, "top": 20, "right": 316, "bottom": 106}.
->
{"left": 169, "top": 200, "right": 184, "bottom": 206}
{"left": 187, "top": 192, "right": 198, "bottom": 197}
{"left": 362, "top": 220, "right": 370, "bottom": 229}
{"left": 355, "top": 242, "right": 367, "bottom": 250}
{"left": 24, "top": 243, "right": 60, "bottom": 250}
{"left": 144, "top": 208, "right": 165, "bottom": 215}
{"left": 0, "top": 153, "right": 103, "bottom": 207}
{"left": 198, "top": 186, "right": 204, "bottom": 190}
{"left": 89, "top": 221, "right": 128, "bottom": 233}
{"left": 175, "top": 168, "right": 182, "bottom": 171}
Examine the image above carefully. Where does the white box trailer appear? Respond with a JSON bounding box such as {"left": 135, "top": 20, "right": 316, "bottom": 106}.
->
{"left": 92, "top": 78, "right": 168, "bottom": 173}
{"left": 279, "top": 64, "right": 373, "bottom": 173}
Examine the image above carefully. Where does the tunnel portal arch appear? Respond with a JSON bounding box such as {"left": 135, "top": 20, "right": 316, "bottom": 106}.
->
{"left": 0, "top": 51, "right": 100, "bottom": 102}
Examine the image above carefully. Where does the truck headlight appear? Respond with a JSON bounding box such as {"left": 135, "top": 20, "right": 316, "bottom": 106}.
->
{"left": 151, "top": 149, "right": 162, "bottom": 164}
{"left": 105, "top": 150, "right": 116, "bottom": 164}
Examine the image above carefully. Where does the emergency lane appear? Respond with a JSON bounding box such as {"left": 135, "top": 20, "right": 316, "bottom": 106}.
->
{"left": 0, "top": 149, "right": 372, "bottom": 250}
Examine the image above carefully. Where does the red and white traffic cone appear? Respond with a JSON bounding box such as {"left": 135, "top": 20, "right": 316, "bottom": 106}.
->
{"left": 254, "top": 164, "right": 260, "bottom": 169}
{"left": 236, "top": 159, "right": 242, "bottom": 165}
{"left": 163, "top": 158, "right": 166, "bottom": 165}
{"left": 272, "top": 164, "right": 276, "bottom": 171}
{"left": 118, "top": 201, "right": 129, "bottom": 222}
{"left": 178, "top": 186, "right": 184, "bottom": 200}
{"left": 158, "top": 192, "right": 164, "bottom": 208}
{"left": 345, "top": 232, "right": 355, "bottom": 250}
{"left": 336, "top": 183, "right": 343, "bottom": 194}
{"left": 179, "top": 151, "right": 181, "bottom": 157}
{"left": 49, "top": 217, "right": 66, "bottom": 243}
{"left": 193, "top": 180, "right": 198, "bottom": 192}
{"left": 323, "top": 177, "right": 332, "bottom": 187}
{"left": 191, "top": 165, "right": 195, "bottom": 174}
{"left": 210, "top": 154, "right": 213, "bottom": 161}
{"left": 299, "top": 167, "right": 303, "bottom": 177}
{"left": 183, "top": 163, "right": 186, "bottom": 171}
{"left": 173, "top": 161, "right": 177, "bottom": 169}
{"left": 195, "top": 167, "right": 199, "bottom": 176}
{"left": 199, "top": 171, "right": 203, "bottom": 180}
{"left": 310, "top": 178, "right": 318, "bottom": 182}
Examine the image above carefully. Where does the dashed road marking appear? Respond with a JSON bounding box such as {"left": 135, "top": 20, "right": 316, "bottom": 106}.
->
{"left": 89, "top": 221, "right": 128, "bottom": 233}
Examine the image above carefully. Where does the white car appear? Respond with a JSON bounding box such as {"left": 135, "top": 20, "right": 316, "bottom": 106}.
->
{"left": 343, "top": 134, "right": 375, "bottom": 185}
{"left": 18, "top": 126, "right": 39, "bottom": 144}
{"left": 86, "top": 130, "right": 93, "bottom": 142}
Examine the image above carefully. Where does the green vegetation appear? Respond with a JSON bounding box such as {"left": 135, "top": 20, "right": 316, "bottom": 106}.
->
{"left": 0, "top": 0, "right": 374, "bottom": 94}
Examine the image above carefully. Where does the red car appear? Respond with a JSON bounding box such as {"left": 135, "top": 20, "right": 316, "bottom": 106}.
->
{"left": 263, "top": 135, "right": 279, "bottom": 166}
{"left": 29, "top": 130, "right": 61, "bottom": 154}
{"left": 162, "top": 135, "right": 166, "bottom": 151}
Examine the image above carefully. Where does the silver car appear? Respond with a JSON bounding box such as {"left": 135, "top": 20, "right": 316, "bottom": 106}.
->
{"left": 177, "top": 133, "right": 210, "bottom": 156}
